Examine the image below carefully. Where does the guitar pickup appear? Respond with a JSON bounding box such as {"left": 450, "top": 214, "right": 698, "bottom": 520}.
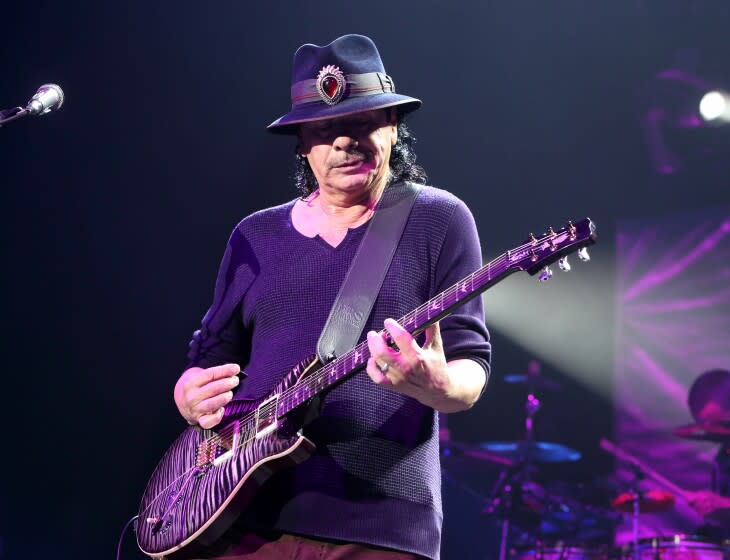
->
{"left": 212, "top": 420, "right": 241, "bottom": 466}
{"left": 255, "top": 394, "right": 279, "bottom": 439}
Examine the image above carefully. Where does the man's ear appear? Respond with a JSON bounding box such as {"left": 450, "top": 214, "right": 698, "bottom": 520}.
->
{"left": 388, "top": 108, "right": 398, "bottom": 146}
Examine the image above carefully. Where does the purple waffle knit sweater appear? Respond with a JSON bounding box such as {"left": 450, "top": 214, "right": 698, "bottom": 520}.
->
{"left": 187, "top": 183, "right": 491, "bottom": 559}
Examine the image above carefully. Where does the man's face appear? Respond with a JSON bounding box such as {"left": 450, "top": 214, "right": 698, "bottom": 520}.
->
{"left": 299, "top": 109, "right": 397, "bottom": 195}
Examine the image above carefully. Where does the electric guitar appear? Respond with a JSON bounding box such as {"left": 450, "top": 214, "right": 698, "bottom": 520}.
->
{"left": 137, "top": 218, "right": 597, "bottom": 559}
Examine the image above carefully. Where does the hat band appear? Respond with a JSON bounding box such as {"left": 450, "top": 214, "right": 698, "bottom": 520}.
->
{"left": 291, "top": 72, "right": 395, "bottom": 107}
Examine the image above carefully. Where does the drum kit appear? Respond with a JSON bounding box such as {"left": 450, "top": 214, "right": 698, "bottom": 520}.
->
{"left": 440, "top": 364, "right": 730, "bottom": 559}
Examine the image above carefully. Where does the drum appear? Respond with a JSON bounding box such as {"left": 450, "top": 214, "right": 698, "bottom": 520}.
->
{"left": 620, "top": 535, "right": 729, "bottom": 559}
{"left": 512, "top": 543, "right": 610, "bottom": 559}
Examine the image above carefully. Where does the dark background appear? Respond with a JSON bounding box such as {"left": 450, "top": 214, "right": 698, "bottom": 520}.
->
{"left": 1, "top": 1, "right": 729, "bottom": 558}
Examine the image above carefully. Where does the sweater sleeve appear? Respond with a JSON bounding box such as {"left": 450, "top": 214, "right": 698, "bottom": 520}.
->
{"left": 186, "top": 225, "right": 258, "bottom": 370}
{"left": 434, "top": 198, "right": 491, "bottom": 381}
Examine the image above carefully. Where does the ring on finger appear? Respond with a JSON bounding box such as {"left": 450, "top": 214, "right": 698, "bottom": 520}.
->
{"left": 376, "top": 361, "right": 390, "bottom": 374}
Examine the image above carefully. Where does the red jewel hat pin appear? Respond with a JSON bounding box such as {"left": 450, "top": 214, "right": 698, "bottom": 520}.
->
{"left": 316, "top": 65, "right": 346, "bottom": 105}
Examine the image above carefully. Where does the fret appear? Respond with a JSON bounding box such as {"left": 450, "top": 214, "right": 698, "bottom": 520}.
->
{"left": 429, "top": 293, "right": 443, "bottom": 317}
{"left": 455, "top": 279, "right": 468, "bottom": 300}
{"left": 404, "top": 313, "right": 416, "bottom": 328}
{"left": 351, "top": 347, "right": 362, "bottom": 367}
{"left": 415, "top": 305, "right": 428, "bottom": 328}
{"left": 335, "top": 361, "right": 345, "bottom": 380}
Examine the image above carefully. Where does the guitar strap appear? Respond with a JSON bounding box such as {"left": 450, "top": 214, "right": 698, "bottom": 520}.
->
{"left": 316, "top": 181, "right": 422, "bottom": 363}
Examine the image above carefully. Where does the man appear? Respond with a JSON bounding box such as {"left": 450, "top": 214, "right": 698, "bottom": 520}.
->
{"left": 684, "top": 369, "right": 730, "bottom": 529}
{"left": 174, "top": 34, "right": 491, "bottom": 559}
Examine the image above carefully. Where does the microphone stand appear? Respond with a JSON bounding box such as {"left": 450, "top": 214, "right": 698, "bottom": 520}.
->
{"left": 0, "top": 106, "right": 29, "bottom": 127}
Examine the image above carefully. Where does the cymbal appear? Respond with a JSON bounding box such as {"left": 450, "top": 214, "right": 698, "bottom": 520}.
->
{"left": 612, "top": 489, "right": 675, "bottom": 513}
{"left": 503, "top": 373, "right": 561, "bottom": 391}
{"left": 673, "top": 422, "right": 730, "bottom": 443}
{"left": 440, "top": 439, "right": 515, "bottom": 467}
{"left": 477, "top": 441, "right": 582, "bottom": 463}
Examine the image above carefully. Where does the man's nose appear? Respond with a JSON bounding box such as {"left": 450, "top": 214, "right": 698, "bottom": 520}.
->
{"left": 332, "top": 133, "right": 359, "bottom": 151}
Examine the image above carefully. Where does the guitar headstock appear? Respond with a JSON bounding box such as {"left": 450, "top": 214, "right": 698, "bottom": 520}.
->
{"left": 506, "top": 218, "right": 597, "bottom": 281}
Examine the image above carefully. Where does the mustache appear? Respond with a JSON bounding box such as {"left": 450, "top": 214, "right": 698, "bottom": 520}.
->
{"left": 329, "top": 150, "right": 369, "bottom": 169}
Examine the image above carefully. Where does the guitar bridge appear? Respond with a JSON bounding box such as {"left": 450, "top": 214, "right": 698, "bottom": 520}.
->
{"left": 255, "top": 394, "right": 279, "bottom": 439}
{"left": 195, "top": 422, "right": 241, "bottom": 468}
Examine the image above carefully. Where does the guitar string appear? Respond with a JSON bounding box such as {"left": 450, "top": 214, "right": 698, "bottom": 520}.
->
{"left": 152, "top": 255, "right": 506, "bottom": 488}
{"left": 204, "top": 233, "right": 568, "bottom": 446}
{"left": 199, "top": 228, "right": 581, "bottom": 447}
{"left": 206, "top": 252, "right": 511, "bottom": 445}
{"left": 145, "top": 227, "right": 586, "bottom": 507}
{"left": 206, "top": 256, "right": 499, "bottom": 444}
{"left": 150, "top": 249, "right": 504, "bottom": 499}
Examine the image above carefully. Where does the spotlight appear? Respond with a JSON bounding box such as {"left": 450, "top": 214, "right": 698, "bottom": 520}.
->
{"left": 641, "top": 69, "right": 730, "bottom": 174}
{"left": 699, "top": 90, "right": 730, "bottom": 122}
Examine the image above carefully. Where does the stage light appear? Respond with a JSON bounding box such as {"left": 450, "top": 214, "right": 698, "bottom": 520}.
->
{"left": 699, "top": 90, "right": 730, "bottom": 122}
{"left": 641, "top": 69, "right": 730, "bottom": 174}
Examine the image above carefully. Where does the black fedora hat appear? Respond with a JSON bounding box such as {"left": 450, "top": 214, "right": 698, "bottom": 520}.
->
{"left": 267, "top": 34, "right": 421, "bottom": 133}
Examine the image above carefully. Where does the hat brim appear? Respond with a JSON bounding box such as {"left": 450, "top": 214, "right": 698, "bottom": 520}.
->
{"left": 267, "top": 94, "right": 421, "bottom": 134}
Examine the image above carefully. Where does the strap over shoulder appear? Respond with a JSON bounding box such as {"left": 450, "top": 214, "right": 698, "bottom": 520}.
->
{"left": 316, "top": 181, "right": 422, "bottom": 363}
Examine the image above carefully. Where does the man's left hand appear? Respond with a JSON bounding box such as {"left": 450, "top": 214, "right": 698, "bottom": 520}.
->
{"left": 366, "top": 318, "right": 484, "bottom": 412}
{"left": 366, "top": 317, "right": 448, "bottom": 399}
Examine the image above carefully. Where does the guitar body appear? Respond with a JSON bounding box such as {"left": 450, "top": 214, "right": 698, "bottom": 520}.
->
{"left": 136, "top": 355, "right": 321, "bottom": 559}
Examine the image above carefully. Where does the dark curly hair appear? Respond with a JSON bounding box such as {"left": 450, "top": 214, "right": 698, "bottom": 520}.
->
{"left": 293, "top": 116, "right": 427, "bottom": 196}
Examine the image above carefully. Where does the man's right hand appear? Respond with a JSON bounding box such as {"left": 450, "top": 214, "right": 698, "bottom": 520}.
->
{"left": 174, "top": 364, "right": 240, "bottom": 429}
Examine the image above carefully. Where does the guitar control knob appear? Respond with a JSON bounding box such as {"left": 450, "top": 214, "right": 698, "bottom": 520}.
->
{"left": 577, "top": 247, "right": 590, "bottom": 262}
{"left": 558, "top": 256, "right": 571, "bottom": 271}
{"left": 538, "top": 266, "right": 553, "bottom": 282}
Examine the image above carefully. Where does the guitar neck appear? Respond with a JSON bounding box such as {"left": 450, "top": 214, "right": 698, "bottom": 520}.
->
{"left": 276, "top": 252, "right": 513, "bottom": 416}
{"left": 276, "top": 217, "right": 596, "bottom": 417}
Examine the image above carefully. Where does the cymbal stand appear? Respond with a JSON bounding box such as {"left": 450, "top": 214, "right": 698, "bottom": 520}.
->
{"left": 488, "top": 388, "right": 543, "bottom": 560}
{"left": 497, "top": 479, "right": 512, "bottom": 560}
{"left": 483, "top": 454, "right": 519, "bottom": 560}
{"left": 523, "top": 359, "right": 542, "bottom": 472}
{"left": 524, "top": 394, "right": 540, "bottom": 444}
{"left": 627, "top": 464, "right": 644, "bottom": 560}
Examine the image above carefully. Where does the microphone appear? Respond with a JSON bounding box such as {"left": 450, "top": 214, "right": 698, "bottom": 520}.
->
{"left": 25, "top": 84, "right": 65, "bottom": 115}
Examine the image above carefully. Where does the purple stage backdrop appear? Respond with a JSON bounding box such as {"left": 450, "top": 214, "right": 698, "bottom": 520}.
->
{"left": 614, "top": 207, "right": 730, "bottom": 540}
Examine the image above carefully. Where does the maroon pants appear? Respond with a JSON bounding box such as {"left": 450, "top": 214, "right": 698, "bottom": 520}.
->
{"left": 195, "top": 531, "right": 424, "bottom": 560}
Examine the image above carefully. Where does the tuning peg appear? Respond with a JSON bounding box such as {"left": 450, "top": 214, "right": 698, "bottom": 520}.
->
{"left": 577, "top": 247, "right": 590, "bottom": 262}
{"left": 538, "top": 266, "right": 553, "bottom": 282}
{"left": 567, "top": 221, "right": 577, "bottom": 240}
{"left": 558, "top": 256, "right": 571, "bottom": 271}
